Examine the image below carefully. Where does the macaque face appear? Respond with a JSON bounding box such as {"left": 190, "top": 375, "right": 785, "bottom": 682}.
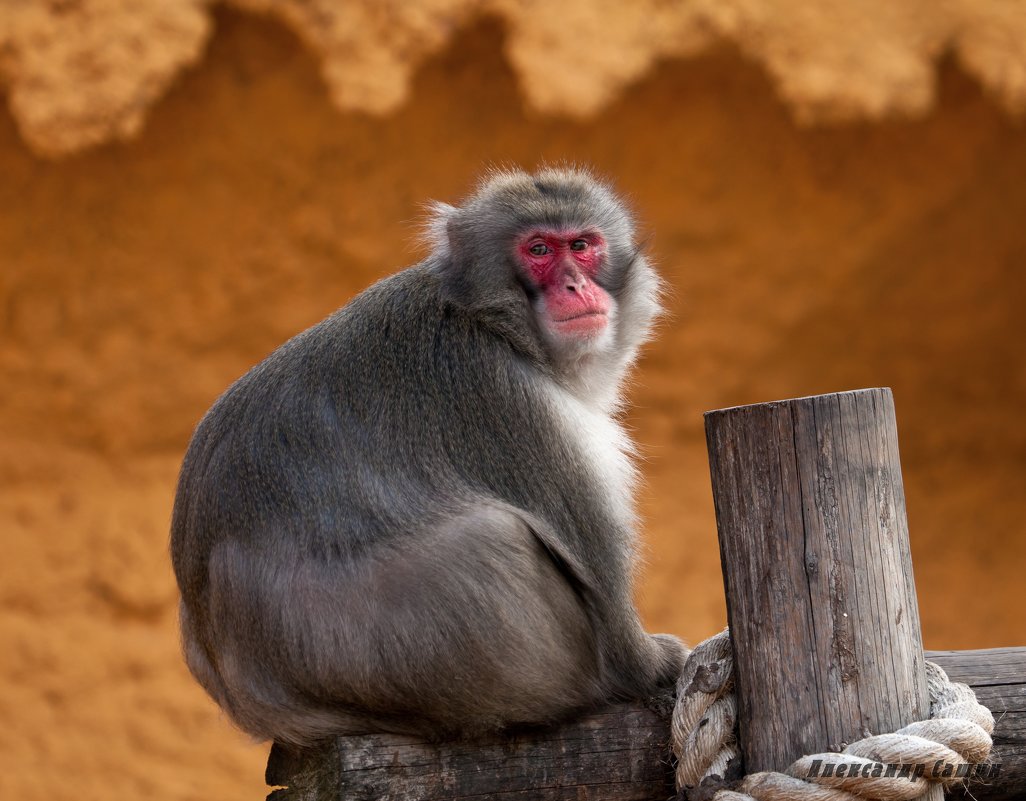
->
{"left": 516, "top": 228, "right": 615, "bottom": 357}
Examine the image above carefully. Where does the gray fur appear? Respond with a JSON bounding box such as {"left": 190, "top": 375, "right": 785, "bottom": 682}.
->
{"left": 170, "top": 166, "right": 686, "bottom": 746}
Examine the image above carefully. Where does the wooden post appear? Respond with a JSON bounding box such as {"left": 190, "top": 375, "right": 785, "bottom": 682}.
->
{"left": 704, "top": 388, "right": 931, "bottom": 771}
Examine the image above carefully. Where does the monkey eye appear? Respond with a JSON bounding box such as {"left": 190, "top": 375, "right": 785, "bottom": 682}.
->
{"left": 570, "top": 239, "right": 589, "bottom": 252}
{"left": 528, "top": 242, "right": 551, "bottom": 257}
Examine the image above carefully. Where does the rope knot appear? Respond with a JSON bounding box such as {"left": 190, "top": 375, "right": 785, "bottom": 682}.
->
{"left": 670, "top": 630, "right": 994, "bottom": 801}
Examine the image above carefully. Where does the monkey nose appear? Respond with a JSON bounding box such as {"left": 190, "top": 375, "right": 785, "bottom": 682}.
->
{"left": 563, "top": 272, "right": 585, "bottom": 292}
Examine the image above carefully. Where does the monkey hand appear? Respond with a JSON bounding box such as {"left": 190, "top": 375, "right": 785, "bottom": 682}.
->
{"left": 647, "top": 633, "right": 689, "bottom": 688}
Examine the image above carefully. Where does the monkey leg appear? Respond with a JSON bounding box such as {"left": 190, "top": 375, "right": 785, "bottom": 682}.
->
{"left": 190, "top": 501, "right": 608, "bottom": 745}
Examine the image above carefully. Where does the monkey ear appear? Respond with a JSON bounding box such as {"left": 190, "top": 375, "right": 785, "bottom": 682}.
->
{"left": 423, "top": 201, "right": 459, "bottom": 257}
{"left": 425, "top": 201, "right": 476, "bottom": 308}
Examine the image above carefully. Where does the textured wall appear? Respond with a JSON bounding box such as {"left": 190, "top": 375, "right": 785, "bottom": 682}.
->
{"left": 3, "top": 0, "right": 1026, "bottom": 156}
{"left": 1, "top": 7, "right": 1024, "bottom": 801}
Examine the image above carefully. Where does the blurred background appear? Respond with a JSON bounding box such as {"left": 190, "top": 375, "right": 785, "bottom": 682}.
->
{"left": 1, "top": 2, "right": 1025, "bottom": 800}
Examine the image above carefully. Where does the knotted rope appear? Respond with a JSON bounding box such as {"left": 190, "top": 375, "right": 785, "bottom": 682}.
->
{"left": 671, "top": 629, "right": 995, "bottom": 801}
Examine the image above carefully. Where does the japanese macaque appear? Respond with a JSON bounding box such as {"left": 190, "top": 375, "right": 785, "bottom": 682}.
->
{"left": 171, "top": 166, "right": 686, "bottom": 745}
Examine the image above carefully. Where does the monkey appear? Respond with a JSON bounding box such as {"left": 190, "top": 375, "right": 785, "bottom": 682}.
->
{"left": 170, "top": 166, "right": 687, "bottom": 746}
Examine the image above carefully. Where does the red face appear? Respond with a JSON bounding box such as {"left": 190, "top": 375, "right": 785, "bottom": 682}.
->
{"left": 516, "top": 228, "right": 612, "bottom": 347}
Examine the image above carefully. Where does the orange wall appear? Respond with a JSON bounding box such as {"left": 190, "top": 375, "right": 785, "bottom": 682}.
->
{"left": 1, "top": 11, "right": 1023, "bottom": 801}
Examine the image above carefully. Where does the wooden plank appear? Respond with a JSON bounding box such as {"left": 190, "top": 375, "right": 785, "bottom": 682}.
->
{"left": 266, "top": 698, "right": 677, "bottom": 801}
{"left": 928, "top": 647, "right": 1026, "bottom": 685}
{"left": 265, "top": 648, "right": 1025, "bottom": 801}
{"left": 704, "top": 388, "right": 930, "bottom": 771}
{"left": 930, "top": 648, "right": 1026, "bottom": 800}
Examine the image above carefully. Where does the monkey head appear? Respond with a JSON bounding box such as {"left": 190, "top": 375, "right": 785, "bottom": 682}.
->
{"left": 429, "top": 166, "right": 661, "bottom": 405}
{"left": 516, "top": 226, "right": 614, "bottom": 357}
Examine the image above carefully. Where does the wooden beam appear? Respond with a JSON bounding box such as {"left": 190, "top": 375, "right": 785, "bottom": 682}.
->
{"left": 265, "top": 700, "right": 676, "bottom": 801}
{"left": 930, "top": 647, "right": 1026, "bottom": 798}
{"left": 265, "top": 648, "right": 1026, "bottom": 800}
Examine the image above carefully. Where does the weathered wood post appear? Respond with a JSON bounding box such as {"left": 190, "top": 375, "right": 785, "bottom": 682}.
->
{"left": 705, "top": 388, "right": 938, "bottom": 795}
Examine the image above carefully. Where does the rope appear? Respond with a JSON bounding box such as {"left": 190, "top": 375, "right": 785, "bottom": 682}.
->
{"left": 670, "top": 629, "right": 995, "bottom": 801}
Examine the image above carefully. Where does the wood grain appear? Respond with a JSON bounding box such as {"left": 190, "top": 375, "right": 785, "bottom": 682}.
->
{"left": 705, "top": 388, "right": 930, "bottom": 771}
{"left": 930, "top": 649, "right": 1026, "bottom": 799}
{"left": 266, "top": 698, "right": 677, "bottom": 801}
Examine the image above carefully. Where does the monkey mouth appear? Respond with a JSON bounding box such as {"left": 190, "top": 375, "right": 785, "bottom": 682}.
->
{"left": 550, "top": 311, "right": 608, "bottom": 336}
